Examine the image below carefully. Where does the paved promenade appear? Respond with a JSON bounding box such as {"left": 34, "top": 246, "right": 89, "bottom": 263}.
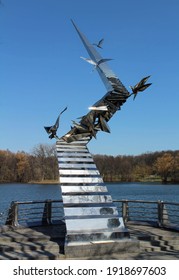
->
{"left": 0, "top": 223, "right": 179, "bottom": 260}
{"left": 102, "top": 223, "right": 179, "bottom": 260}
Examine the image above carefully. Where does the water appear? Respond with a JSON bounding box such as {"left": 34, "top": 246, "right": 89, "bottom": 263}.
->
{"left": 0, "top": 182, "right": 179, "bottom": 225}
{"left": 107, "top": 182, "right": 179, "bottom": 202}
{"left": 0, "top": 183, "right": 62, "bottom": 217}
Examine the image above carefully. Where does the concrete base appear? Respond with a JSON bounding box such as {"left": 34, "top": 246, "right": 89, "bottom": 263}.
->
{"left": 64, "top": 238, "right": 140, "bottom": 258}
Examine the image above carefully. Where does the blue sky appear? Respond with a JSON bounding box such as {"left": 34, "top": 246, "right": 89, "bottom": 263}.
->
{"left": 1, "top": 0, "right": 179, "bottom": 156}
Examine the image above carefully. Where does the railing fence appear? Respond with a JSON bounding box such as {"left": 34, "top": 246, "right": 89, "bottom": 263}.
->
{"left": 5, "top": 200, "right": 64, "bottom": 227}
{"left": 114, "top": 200, "right": 179, "bottom": 229}
{"left": 1, "top": 199, "right": 179, "bottom": 231}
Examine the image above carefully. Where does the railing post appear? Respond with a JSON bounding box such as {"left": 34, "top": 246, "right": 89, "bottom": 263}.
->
{"left": 157, "top": 200, "right": 164, "bottom": 227}
{"left": 122, "top": 200, "right": 128, "bottom": 224}
{"left": 162, "top": 203, "right": 169, "bottom": 226}
{"left": 5, "top": 201, "right": 19, "bottom": 227}
{"left": 42, "top": 199, "right": 52, "bottom": 225}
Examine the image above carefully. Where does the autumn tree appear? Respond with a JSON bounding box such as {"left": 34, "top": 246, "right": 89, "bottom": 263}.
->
{"left": 171, "top": 152, "right": 179, "bottom": 182}
{"left": 154, "top": 153, "right": 174, "bottom": 183}
{"left": 0, "top": 150, "right": 17, "bottom": 182}
{"left": 16, "top": 152, "right": 32, "bottom": 182}
{"left": 133, "top": 163, "right": 152, "bottom": 181}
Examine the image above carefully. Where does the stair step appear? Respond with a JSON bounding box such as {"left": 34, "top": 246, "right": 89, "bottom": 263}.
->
{"left": 0, "top": 250, "right": 61, "bottom": 260}
{"left": 0, "top": 242, "right": 60, "bottom": 253}
{"left": 138, "top": 235, "right": 160, "bottom": 241}
{"left": 138, "top": 234, "right": 179, "bottom": 247}
{"left": 0, "top": 234, "right": 50, "bottom": 243}
{"left": 160, "top": 236, "right": 179, "bottom": 241}
{"left": 169, "top": 244, "right": 179, "bottom": 250}
{"left": 140, "top": 241, "right": 162, "bottom": 252}
{"left": 139, "top": 240, "right": 179, "bottom": 252}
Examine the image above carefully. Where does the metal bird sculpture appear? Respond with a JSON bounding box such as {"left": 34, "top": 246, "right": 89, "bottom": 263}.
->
{"left": 57, "top": 20, "right": 152, "bottom": 143}
{"left": 80, "top": 56, "right": 113, "bottom": 69}
{"left": 80, "top": 57, "right": 97, "bottom": 66}
{"left": 44, "top": 107, "right": 67, "bottom": 139}
{"left": 130, "top": 76, "right": 152, "bottom": 100}
{"left": 93, "top": 38, "right": 104, "bottom": 49}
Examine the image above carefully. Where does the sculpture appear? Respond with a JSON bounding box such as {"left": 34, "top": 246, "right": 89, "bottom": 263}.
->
{"left": 44, "top": 106, "right": 67, "bottom": 139}
{"left": 45, "top": 21, "right": 152, "bottom": 255}
{"left": 93, "top": 38, "right": 104, "bottom": 49}
{"left": 45, "top": 20, "right": 151, "bottom": 143}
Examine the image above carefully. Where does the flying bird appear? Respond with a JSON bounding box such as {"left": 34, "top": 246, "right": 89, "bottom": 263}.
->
{"left": 130, "top": 76, "right": 152, "bottom": 100}
{"left": 93, "top": 38, "right": 104, "bottom": 49}
{"left": 44, "top": 107, "right": 67, "bottom": 139}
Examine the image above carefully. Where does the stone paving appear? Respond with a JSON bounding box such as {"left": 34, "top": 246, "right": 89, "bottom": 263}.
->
{"left": 0, "top": 223, "right": 178, "bottom": 260}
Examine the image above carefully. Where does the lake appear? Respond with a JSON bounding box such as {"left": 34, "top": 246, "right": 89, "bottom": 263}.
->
{"left": 0, "top": 182, "right": 179, "bottom": 225}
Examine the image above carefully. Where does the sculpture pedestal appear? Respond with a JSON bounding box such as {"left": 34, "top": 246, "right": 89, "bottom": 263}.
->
{"left": 64, "top": 239, "right": 139, "bottom": 258}
{"left": 56, "top": 138, "right": 134, "bottom": 256}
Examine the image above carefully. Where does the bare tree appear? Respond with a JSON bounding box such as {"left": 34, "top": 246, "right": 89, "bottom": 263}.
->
{"left": 32, "top": 144, "right": 58, "bottom": 181}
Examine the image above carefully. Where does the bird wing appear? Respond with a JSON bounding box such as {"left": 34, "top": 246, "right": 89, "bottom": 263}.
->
{"left": 54, "top": 106, "right": 67, "bottom": 128}
{"left": 98, "top": 38, "right": 104, "bottom": 47}
{"left": 54, "top": 115, "right": 60, "bottom": 128}
{"left": 140, "top": 75, "right": 151, "bottom": 85}
{"left": 44, "top": 126, "right": 52, "bottom": 134}
{"left": 60, "top": 106, "right": 68, "bottom": 115}
{"left": 80, "top": 56, "right": 97, "bottom": 65}
{"left": 133, "top": 93, "right": 137, "bottom": 100}
{"left": 138, "top": 83, "right": 152, "bottom": 92}
{"left": 98, "top": 58, "right": 113, "bottom": 65}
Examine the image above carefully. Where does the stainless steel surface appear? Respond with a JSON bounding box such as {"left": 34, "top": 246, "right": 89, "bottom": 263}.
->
{"left": 61, "top": 185, "right": 107, "bottom": 193}
{"left": 57, "top": 139, "right": 129, "bottom": 244}
{"left": 45, "top": 21, "right": 151, "bottom": 246}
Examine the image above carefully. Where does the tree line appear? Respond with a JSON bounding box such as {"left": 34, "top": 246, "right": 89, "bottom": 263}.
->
{"left": 0, "top": 144, "right": 179, "bottom": 183}
{"left": 0, "top": 144, "right": 59, "bottom": 183}
{"left": 93, "top": 151, "right": 179, "bottom": 183}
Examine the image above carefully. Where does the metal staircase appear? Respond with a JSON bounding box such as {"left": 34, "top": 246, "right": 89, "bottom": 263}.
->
{"left": 57, "top": 138, "right": 129, "bottom": 248}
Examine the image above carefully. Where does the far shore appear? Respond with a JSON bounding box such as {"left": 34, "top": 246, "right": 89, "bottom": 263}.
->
{"left": 28, "top": 180, "right": 60, "bottom": 184}
{"left": 28, "top": 179, "right": 178, "bottom": 184}
{"left": 1, "top": 179, "right": 179, "bottom": 185}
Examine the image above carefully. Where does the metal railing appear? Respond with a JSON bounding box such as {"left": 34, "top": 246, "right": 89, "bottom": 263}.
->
{"left": 5, "top": 199, "right": 64, "bottom": 227}
{"left": 114, "top": 200, "right": 179, "bottom": 230}
{"left": 2, "top": 199, "right": 179, "bottom": 231}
